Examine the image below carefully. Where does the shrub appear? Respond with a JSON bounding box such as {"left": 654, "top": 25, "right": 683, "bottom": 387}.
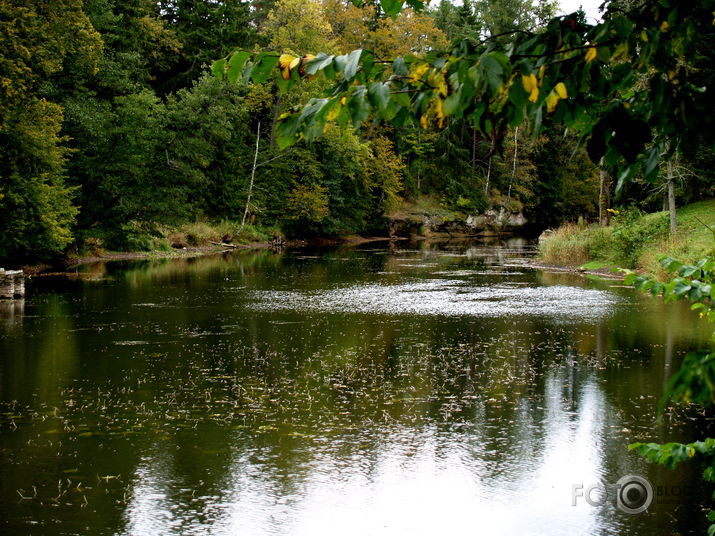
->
{"left": 611, "top": 209, "right": 669, "bottom": 266}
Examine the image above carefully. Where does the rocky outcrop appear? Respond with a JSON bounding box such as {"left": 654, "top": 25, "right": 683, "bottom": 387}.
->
{"left": 389, "top": 207, "right": 528, "bottom": 238}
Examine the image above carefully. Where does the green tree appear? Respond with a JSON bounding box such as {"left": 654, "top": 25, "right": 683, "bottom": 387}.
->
{"left": 430, "top": 0, "right": 481, "bottom": 44}
{"left": 0, "top": 0, "right": 101, "bottom": 261}
{"left": 473, "top": 0, "right": 557, "bottom": 37}
{"left": 158, "top": 0, "right": 257, "bottom": 94}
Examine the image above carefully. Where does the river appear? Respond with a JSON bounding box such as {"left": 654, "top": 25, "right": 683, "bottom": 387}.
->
{"left": 0, "top": 239, "right": 711, "bottom": 535}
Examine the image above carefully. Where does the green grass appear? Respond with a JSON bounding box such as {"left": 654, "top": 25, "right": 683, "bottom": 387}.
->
{"left": 388, "top": 195, "right": 461, "bottom": 222}
{"left": 167, "top": 221, "right": 279, "bottom": 247}
{"left": 539, "top": 199, "right": 715, "bottom": 277}
{"left": 77, "top": 220, "right": 280, "bottom": 255}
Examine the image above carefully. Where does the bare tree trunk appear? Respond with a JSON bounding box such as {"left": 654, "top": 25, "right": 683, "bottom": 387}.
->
{"left": 240, "top": 121, "right": 261, "bottom": 232}
{"left": 598, "top": 159, "right": 612, "bottom": 226}
{"left": 667, "top": 159, "right": 677, "bottom": 234}
{"left": 484, "top": 156, "right": 491, "bottom": 199}
{"left": 507, "top": 127, "right": 518, "bottom": 201}
{"left": 417, "top": 129, "right": 421, "bottom": 193}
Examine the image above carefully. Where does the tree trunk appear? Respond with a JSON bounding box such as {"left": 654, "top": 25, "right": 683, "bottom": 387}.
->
{"left": 667, "top": 159, "right": 677, "bottom": 234}
{"left": 598, "top": 159, "right": 612, "bottom": 226}
{"left": 507, "top": 127, "right": 518, "bottom": 201}
{"left": 240, "top": 121, "right": 261, "bottom": 232}
{"left": 484, "top": 156, "right": 491, "bottom": 199}
{"left": 417, "top": 129, "right": 421, "bottom": 193}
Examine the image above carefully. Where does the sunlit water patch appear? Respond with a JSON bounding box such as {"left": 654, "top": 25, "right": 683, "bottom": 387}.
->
{"left": 248, "top": 279, "right": 618, "bottom": 320}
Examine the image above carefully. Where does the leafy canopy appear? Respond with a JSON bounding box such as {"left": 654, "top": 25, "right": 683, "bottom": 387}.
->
{"left": 216, "top": 0, "right": 715, "bottom": 192}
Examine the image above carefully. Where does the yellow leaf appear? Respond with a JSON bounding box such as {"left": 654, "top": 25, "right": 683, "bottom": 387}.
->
{"left": 546, "top": 93, "right": 560, "bottom": 113}
{"left": 279, "top": 54, "right": 298, "bottom": 80}
{"left": 528, "top": 86, "right": 539, "bottom": 103}
{"left": 326, "top": 104, "right": 340, "bottom": 121}
{"left": 410, "top": 63, "right": 429, "bottom": 83}
{"left": 420, "top": 114, "right": 428, "bottom": 129}
{"left": 340, "top": 96, "right": 347, "bottom": 105}
{"left": 688, "top": 447, "right": 695, "bottom": 458}
{"left": 435, "top": 98, "right": 445, "bottom": 128}
{"left": 585, "top": 47, "right": 597, "bottom": 63}
{"left": 555, "top": 82, "right": 568, "bottom": 99}
{"left": 436, "top": 76, "right": 448, "bottom": 97}
{"left": 521, "top": 73, "right": 537, "bottom": 93}
{"left": 279, "top": 54, "right": 296, "bottom": 70}
{"left": 660, "top": 20, "right": 670, "bottom": 32}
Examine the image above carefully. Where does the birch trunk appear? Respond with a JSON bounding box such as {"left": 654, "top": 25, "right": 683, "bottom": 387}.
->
{"left": 240, "top": 121, "right": 261, "bottom": 232}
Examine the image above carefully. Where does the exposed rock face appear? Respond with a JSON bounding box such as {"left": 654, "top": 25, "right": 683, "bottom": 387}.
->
{"left": 388, "top": 218, "right": 423, "bottom": 238}
{"left": 389, "top": 208, "right": 528, "bottom": 237}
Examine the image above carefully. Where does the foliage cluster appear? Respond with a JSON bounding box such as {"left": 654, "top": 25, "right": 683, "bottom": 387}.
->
{"left": 625, "top": 256, "right": 715, "bottom": 533}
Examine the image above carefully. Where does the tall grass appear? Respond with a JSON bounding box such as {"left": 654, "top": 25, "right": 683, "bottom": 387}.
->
{"left": 539, "top": 199, "right": 715, "bottom": 276}
{"left": 539, "top": 223, "right": 612, "bottom": 266}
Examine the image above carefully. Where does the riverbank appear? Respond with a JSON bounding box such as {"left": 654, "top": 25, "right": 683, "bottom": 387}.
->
{"left": 22, "top": 234, "right": 401, "bottom": 275}
{"left": 539, "top": 199, "right": 715, "bottom": 277}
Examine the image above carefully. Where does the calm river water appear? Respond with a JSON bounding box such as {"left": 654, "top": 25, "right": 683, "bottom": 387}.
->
{"left": 0, "top": 239, "right": 712, "bottom": 535}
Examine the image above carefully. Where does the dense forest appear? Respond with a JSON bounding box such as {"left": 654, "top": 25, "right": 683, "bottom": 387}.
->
{"left": 1, "top": 0, "right": 713, "bottom": 262}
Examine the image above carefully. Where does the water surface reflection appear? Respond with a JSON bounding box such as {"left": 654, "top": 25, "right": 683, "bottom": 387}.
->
{"left": 0, "top": 239, "right": 711, "bottom": 535}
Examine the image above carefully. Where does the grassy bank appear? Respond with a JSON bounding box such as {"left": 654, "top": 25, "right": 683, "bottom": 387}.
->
{"left": 74, "top": 221, "right": 280, "bottom": 258}
{"left": 539, "top": 199, "right": 715, "bottom": 277}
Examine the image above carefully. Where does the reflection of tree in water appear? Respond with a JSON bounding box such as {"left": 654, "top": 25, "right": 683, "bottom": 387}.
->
{"left": 0, "top": 245, "right": 710, "bottom": 535}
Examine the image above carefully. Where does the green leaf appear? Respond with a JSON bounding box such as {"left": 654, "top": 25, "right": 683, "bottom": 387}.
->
{"left": 380, "top": 0, "right": 403, "bottom": 17}
{"left": 480, "top": 55, "right": 504, "bottom": 93}
{"left": 644, "top": 144, "right": 661, "bottom": 178}
{"left": 227, "top": 52, "right": 251, "bottom": 84}
{"left": 344, "top": 49, "right": 363, "bottom": 80}
{"left": 334, "top": 54, "right": 347, "bottom": 73}
{"left": 306, "top": 52, "right": 334, "bottom": 76}
{"left": 211, "top": 58, "right": 226, "bottom": 79}
{"left": 392, "top": 57, "right": 407, "bottom": 76}
{"left": 368, "top": 82, "right": 391, "bottom": 112}
{"left": 615, "top": 164, "right": 636, "bottom": 193}
{"left": 250, "top": 54, "right": 279, "bottom": 84}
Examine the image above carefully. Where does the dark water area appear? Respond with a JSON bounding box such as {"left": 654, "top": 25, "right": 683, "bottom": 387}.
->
{"left": 0, "top": 238, "right": 712, "bottom": 535}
